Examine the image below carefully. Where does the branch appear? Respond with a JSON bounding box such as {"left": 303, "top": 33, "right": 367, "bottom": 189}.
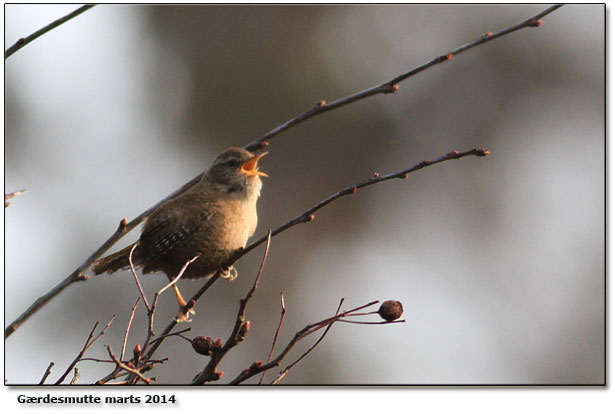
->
{"left": 229, "top": 300, "right": 401, "bottom": 384}
{"left": 270, "top": 298, "right": 344, "bottom": 384}
{"left": 239, "top": 148, "right": 489, "bottom": 260}
{"left": 243, "top": 4, "right": 563, "bottom": 152}
{"left": 39, "top": 362, "right": 55, "bottom": 385}
{"left": 259, "top": 292, "right": 287, "bottom": 384}
{"left": 5, "top": 5, "right": 96, "bottom": 59}
{"left": 5, "top": 2, "right": 556, "bottom": 338}
{"left": 192, "top": 231, "right": 272, "bottom": 384}
{"left": 120, "top": 298, "right": 141, "bottom": 361}
{"left": 106, "top": 346, "right": 152, "bottom": 385}
{"left": 4, "top": 218, "right": 128, "bottom": 339}
{"left": 128, "top": 244, "right": 151, "bottom": 311}
{"left": 117, "top": 255, "right": 199, "bottom": 385}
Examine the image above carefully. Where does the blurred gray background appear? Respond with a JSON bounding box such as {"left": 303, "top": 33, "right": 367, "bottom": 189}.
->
{"left": 4, "top": 4, "right": 604, "bottom": 385}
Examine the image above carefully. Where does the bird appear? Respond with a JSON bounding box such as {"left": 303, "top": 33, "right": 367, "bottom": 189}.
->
{"left": 92, "top": 147, "right": 267, "bottom": 321}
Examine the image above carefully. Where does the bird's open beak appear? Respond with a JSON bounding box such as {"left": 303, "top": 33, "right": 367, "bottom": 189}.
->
{"left": 241, "top": 152, "right": 268, "bottom": 177}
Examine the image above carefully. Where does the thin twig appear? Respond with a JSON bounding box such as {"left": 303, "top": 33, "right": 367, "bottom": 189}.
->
{"left": 5, "top": 5, "right": 96, "bottom": 59}
{"left": 271, "top": 298, "right": 344, "bottom": 384}
{"left": 120, "top": 298, "right": 141, "bottom": 361}
{"left": 39, "top": 362, "right": 54, "bottom": 385}
{"left": 79, "top": 357, "right": 115, "bottom": 363}
{"left": 69, "top": 368, "right": 80, "bottom": 385}
{"left": 54, "top": 315, "right": 115, "bottom": 385}
{"left": 4, "top": 3, "right": 560, "bottom": 338}
{"left": 121, "top": 255, "right": 200, "bottom": 385}
{"left": 146, "top": 255, "right": 200, "bottom": 343}
{"left": 337, "top": 319, "right": 406, "bottom": 325}
{"left": 128, "top": 243, "right": 151, "bottom": 311}
{"left": 149, "top": 327, "right": 193, "bottom": 345}
{"left": 155, "top": 255, "right": 200, "bottom": 299}
{"left": 106, "top": 346, "right": 151, "bottom": 385}
{"left": 259, "top": 292, "right": 287, "bottom": 384}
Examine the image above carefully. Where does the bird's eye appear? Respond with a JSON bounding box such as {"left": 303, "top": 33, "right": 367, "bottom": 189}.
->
{"left": 227, "top": 159, "right": 240, "bottom": 167}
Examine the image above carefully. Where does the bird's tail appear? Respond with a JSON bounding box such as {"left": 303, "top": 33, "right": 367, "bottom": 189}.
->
{"left": 92, "top": 243, "right": 141, "bottom": 275}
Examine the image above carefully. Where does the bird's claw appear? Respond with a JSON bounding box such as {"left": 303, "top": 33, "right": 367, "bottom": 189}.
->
{"left": 175, "top": 306, "right": 196, "bottom": 323}
{"left": 220, "top": 266, "right": 238, "bottom": 282}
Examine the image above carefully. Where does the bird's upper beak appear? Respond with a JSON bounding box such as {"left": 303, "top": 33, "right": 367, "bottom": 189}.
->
{"left": 241, "top": 152, "right": 268, "bottom": 177}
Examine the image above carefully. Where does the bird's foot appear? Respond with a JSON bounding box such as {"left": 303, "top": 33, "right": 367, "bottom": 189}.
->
{"left": 219, "top": 265, "right": 238, "bottom": 282}
{"left": 175, "top": 306, "right": 196, "bottom": 323}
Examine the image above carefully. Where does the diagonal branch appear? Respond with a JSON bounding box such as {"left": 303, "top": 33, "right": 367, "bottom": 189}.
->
{"left": 239, "top": 148, "right": 490, "bottom": 260}
{"left": 243, "top": 4, "right": 563, "bottom": 152}
{"left": 5, "top": 5, "right": 96, "bottom": 59}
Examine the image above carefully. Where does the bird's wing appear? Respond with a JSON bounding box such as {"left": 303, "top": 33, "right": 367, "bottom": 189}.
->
{"left": 139, "top": 198, "right": 216, "bottom": 262}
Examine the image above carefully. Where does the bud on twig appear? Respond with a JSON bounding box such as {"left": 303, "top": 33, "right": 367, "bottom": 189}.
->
{"left": 238, "top": 320, "right": 250, "bottom": 342}
{"left": 132, "top": 344, "right": 141, "bottom": 361}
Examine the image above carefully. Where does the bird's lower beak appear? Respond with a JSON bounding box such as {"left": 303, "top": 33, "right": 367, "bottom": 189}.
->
{"left": 241, "top": 152, "right": 268, "bottom": 177}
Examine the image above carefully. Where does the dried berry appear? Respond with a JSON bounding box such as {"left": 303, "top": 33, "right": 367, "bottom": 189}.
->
{"left": 378, "top": 300, "right": 403, "bottom": 321}
{"left": 192, "top": 336, "right": 215, "bottom": 356}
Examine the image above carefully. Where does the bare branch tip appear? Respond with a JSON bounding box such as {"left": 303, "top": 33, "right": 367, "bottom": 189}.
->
{"left": 5, "top": 189, "right": 26, "bottom": 207}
